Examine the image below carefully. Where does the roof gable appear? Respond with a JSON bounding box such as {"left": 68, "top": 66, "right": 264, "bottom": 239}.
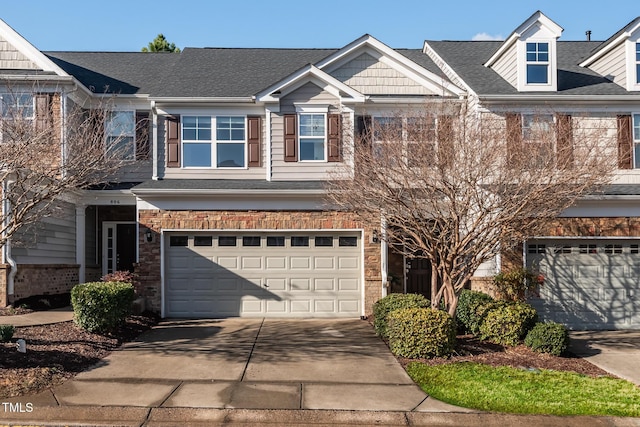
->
{"left": 0, "top": 19, "right": 68, "bottom": 75}
{"left": 317, "top": 34, "right": 464, "bottom": 97}
{"left": 580, "top": 16, "right": 640, "bottom": 67}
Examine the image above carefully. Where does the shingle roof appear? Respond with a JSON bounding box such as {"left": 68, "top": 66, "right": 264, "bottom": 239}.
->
{"left": 44, "top": 52, "right": 179, "bottom": 95}
{"left": 426, "top": 40, "right": 631, "bottom": 96}
{"left": 43, "top": 47, "right": 447, "bottom": 98}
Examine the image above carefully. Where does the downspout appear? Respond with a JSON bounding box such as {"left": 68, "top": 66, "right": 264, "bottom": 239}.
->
{"left": 265, "top": 106, "right": 272, "bottom": 181}
{"left": 2, "top": 179, "right": 17, "bottom": 301}
{"left": 380, "top": 215, "right": 388, "bottom": 297}
{"left": 60, "top": 91, "right": 68, "bottom": 179}
{"left": 151, "top": 101, "right": 159, "bottom": 180}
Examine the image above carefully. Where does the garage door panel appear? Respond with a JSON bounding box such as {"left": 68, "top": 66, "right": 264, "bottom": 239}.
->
{"left": 528, "top": 239, "right": 640, "bottom": 330}
{"left": 165, "top": 232, "right": 362, "bottom": 318}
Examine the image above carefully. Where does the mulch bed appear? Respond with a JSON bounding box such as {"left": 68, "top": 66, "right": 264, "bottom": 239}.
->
{"left": 0, "top": 314, "right": 158, "bottom": 398}
{"left": 397, "top": 335, "right": 611, "bottom": 378}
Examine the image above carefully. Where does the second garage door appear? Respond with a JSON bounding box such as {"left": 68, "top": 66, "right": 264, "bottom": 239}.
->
{"left": 526, "top": 239, "right": 640, "bottom": 330}
{"left": 164, "top": 231, "right": 362, "bottom": 318}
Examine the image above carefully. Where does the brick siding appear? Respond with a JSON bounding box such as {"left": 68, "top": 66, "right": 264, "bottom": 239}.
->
{"left": 12, "top": 264, "right": 79, "bottom": 302}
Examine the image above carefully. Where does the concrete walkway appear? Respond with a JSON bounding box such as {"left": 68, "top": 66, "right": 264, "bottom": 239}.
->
{"left": 0, "top": 306, "right": 74, "bottom": 326}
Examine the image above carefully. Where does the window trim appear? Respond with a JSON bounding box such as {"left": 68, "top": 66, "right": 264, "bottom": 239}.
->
{"left": 297, "top": 112, "right": 327, "bottom": 162}
{"left": 518, "top": 39, "right": 556, "bottom": 92}
{"left": 181, "top": 115, "right": 248, "bottom": 169}
{"left": 0, "top": 93, "right": 36, "bottom": 144}
{"left": 105, "top": 110, "right": 136, "bottom": 161}
{"left": 372, "top": 115, "right": 437, "bottom": 165}
{"left": 525, "top": 42, "right": 550, "bottom": 85}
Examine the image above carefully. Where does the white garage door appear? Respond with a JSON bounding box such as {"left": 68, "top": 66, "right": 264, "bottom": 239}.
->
{"left": 526, "top": 239, "right": 640, "bottom": 330}
{"left": 164, "top": 232, "right": 362, "bottom": 318}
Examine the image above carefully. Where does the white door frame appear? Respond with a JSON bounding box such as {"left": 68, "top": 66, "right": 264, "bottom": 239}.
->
{"left": 102, "top": 221, "right": 137, "bottom": 276}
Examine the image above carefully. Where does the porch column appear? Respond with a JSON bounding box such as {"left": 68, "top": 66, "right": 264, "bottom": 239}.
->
{"left": 75, "top": 205, "right": 86, "bottom": 283}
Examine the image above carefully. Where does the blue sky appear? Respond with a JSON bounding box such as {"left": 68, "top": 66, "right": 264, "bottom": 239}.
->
{"left": 1, "top": 0, "right": 638, "bottom": 51}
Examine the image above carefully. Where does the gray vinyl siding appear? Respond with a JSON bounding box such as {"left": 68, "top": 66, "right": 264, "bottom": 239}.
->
{"left": 12, "top": 200, "right": 76, "bottom": 264}
{"left": 590, "top": 43, "right": 627, "bottom": 88}
{"left": 491, "top": 43, "right": 518, "bottom": 88}
{"left": 272, "top": 83, "right": 346, "bottom": 181}
{"left": 0, "top": 34, "right": 39, "bottom": 69}
{"left": 158, "top": 115, "right": 266, "bottom": 180}
{"left": 329, "top": 53, "right": 436, "bottom": 95}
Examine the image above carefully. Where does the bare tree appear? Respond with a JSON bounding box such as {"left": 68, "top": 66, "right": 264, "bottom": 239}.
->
{"left": 0, "top": 87, "right": 147, "bottom": 249}
{"left": 327, "top": 101, "right": 616, "bottom": 316}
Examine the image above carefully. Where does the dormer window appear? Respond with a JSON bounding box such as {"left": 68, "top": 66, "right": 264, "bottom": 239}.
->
{"left": 526, "top": 42, "right": 549, "bottom": 84}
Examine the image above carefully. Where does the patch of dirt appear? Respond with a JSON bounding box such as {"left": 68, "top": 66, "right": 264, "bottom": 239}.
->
{"left": 0, "top": 306, "right": 34, "bottom": 316}
{"left": 0, "top": 314, "right": 158, "bottom": 398}
{"left": 397, "top": 335, "right": 611, "bottom": 378}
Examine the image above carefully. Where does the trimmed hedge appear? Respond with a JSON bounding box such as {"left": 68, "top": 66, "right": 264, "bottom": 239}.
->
{"left": 373, "top": 293, "right": 430, "bottom": 339}
{"left": 71, "top": 282, "right": 135, "bottom": 334}
{"left": 455, "top": 290, "right": 494, "bottom": 334}
{"left": 0, "top": 324, "right": 14, "bottom": 342}
{"left": 387, "top": 307, "right": 456, "bottom": 358}
{"left": 479, "top": 301, "right": 538, "bottom": 346}
{"left": 525, "top": 322, "right": 569, "bottom": 356}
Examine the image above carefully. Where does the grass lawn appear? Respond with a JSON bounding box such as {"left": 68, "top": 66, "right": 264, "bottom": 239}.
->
{"left": 406, "top": 361, "right": 640, "bottom": 417}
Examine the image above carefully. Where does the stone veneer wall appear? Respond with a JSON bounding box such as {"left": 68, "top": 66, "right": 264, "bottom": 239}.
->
{"left": 0, "top": 265, "right": 8, "bottom": 306}
{"left": 12, "top": 264, "right": 79, "bottom": 302}
{"left": 137, "top": 210, "right": 383, "bottom": 316}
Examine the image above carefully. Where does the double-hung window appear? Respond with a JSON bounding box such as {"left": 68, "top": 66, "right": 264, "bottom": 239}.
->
{"left": 634, "top": 114, "right": 640, "bottom": 168}
{"left": 182, "top": 115, "right": 246, "bottom": 168}
{"left": 526, "top": 42, "right": 549, "bottom": 84}
{"left": 299, "top": 113, "right": 325, "bottom": 161}
{"left": 0, "top": 93, "right": 34, "bottom": 142}
{"left": 373, "top": 115, "right": 436, "bottom": 166}
{"left": 105, "top": 111, "right": 135, "bottom": 160}
{"left": 522, "top": 114, "right": 554, "bottom": 167}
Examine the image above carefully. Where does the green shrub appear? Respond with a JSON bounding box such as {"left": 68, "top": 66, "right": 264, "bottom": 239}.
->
{"left": 373, "top": 293, "right": 430, "bottom": 339}
{"left": 0, "top": 324, "right": 14, "bottom": 342}
{"left": 387, "top": 307, "right": 456, "bottom": 358}
{"left": 71, "top": 282, "right": 135, "bottom": 334}
{"left": 493, "top": 268, "right": 544, "bottom": 302}
{"left": 525, "top": 322, "right": 569, "bottom": 356}
{"left": 480, "top": 301, "right": 538, "bottom": 346}
{"left": 456, "top": 290, "right": 494, "bottom": 334}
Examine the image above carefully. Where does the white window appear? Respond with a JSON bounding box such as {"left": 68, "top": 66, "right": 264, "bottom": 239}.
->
{"left": 105, "top": 111, "right": 135, "bottom": 160}
{"left": 1, "top": 93, "right": 34, "bottom": 119}
{"left": 634, "top": 114, "right": 640, "bottom": 168}
{"left": 182, "top": 115, "right": 246, "bottom": 168}
{"left": 522, "top": 114, "right": 553, "bottom": 141}
{"left": 526, "top": 42, "right": 549, "bottom": 84}
{"left": 373, "top": 115, "right": 436, "bottom": 165}
{"left": 298, "top": 113, "right": 326, "bottom": 161}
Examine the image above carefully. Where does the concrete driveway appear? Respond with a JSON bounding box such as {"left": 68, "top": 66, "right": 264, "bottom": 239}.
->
{"left": 569, "top": 330, "right": 640, "bottom": 386}
{"left": 25, "top": 318, "right": 460, "bottom": 412}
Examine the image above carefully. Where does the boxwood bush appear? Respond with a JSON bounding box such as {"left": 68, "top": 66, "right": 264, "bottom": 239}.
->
{"left": 373, "top": 293, "right": 430, "bottom": 339}
{"left": 455, "top": 290, "right": 494, "bottom": 334}
{"left": 0, "top": 324, "right": 14, "bottom": 342}
{"left": 71, "top": 282, "right": 135, "bottom": 334}
{"left": 479, "top": 301, "right": 538, "bottom": 346}
{"left": 525, "top": 322, "right": 569, "bottom": 356}
{"left": 387, "top": 307, "right": 456, "bottom": 358}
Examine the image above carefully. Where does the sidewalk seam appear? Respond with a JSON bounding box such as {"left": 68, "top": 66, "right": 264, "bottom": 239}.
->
{"left": 240, "top": 317, "right": 264, "bottom": 382}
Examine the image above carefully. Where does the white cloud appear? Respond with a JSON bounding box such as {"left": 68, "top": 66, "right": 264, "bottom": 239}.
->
{"left": 472, "top": 32, "right": 505, "bottom": 41}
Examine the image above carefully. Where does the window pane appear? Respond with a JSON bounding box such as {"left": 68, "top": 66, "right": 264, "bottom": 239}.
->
{"left": 338, "top": 237, "right": 358, "bottom": 247}
{"left": 170, "top": 236, "right": 188, "bottom": 247}
{"left": 2, "top": 94, "right": 33, "bottom": 118}
{"left": 183, "top": 143, "right": 211, "bottom": 167}
{"left": 219, "top": 236, "right": 237, "bottom": 246}
{"left": 107, "top": 136, "right": 134, "bottom": 160}
{"left": 106, "top": 111, "right": 135, "bottom": 136}
{"left": 183, "top": 116, "right": 211, "bottom": 141}
{"left": 315, "top": 236, "right": 333, "bottom": 247}
{"left": 299, "top": 114, "right": 325, "bottom": 137}
{"left": 267, "top": 236, "right": 285, "bottom": 247}
{"left": 217, "top": 143, "right": 245, "bottom": 167}
{"left": 637, "top": 63, "right": 640, "bottom": 84}
{"left": 194, "top": 236, "right": 213, "bottom": 246}
{"left": 243, "top": 236, "right": 261, "bottom": 247}
{"left": 634, "top": 115, "right": 640, "bottom": 141}
{"left": 373, "top": 117, "right": 402, "bottom": 140}
{"left": 636, "top": 43, "right": 640, "bottom": 61}
{"left": 216, "top": 116, "right": 245, "bottom": 141}
{"left": 526, "top": 64, "right": 548, "bottom": 84}
{"left": 634, "top": 143, "right": 640, "bottom": 169}
{"left": 291, "top": 236, "right": 309, "bottom": 247}
{"left": 300, "top": 138, "right": 325, "bottom": 161}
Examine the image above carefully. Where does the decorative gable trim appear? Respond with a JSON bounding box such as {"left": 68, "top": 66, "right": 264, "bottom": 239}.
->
{"left": 317, "top": 34, "right": 465, "bottom": 98}
{"left": 256, "top": 64, "right": 365, "bottom": 103}
{"left": 0, "top": 19, "right": 69, "bottom": 76}
{"left": 485, "top": 11, "right": 563, "bottom": 68}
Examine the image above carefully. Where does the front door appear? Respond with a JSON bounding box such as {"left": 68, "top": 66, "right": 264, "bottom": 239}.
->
{"left": 103, "top": 222, "right": 137, "bottom": 275}
{"left": 406, "top": 257, "right": 432, "bottom": 300}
